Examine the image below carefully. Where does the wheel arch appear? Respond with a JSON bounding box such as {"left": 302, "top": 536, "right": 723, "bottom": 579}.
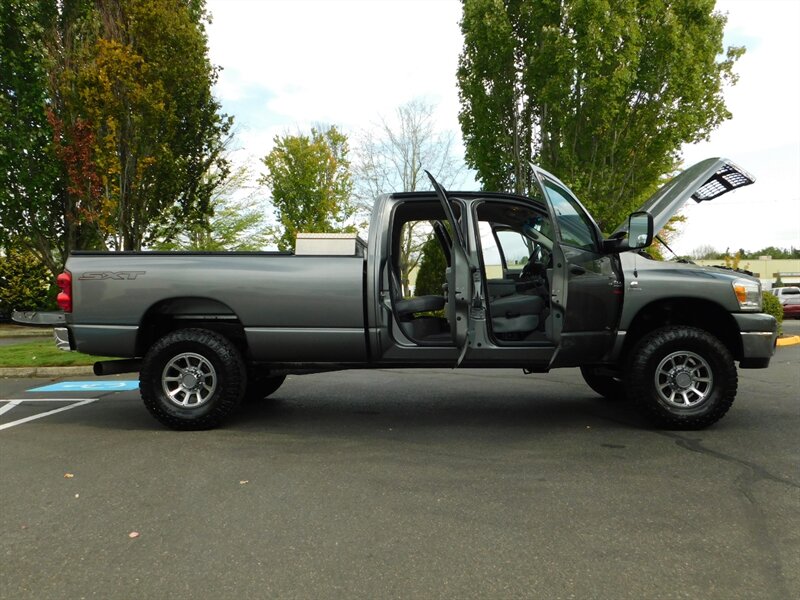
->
{"left": 622, "top": 298, "right": 742, "bottom": 362}
{"left": 136, "top": 297, "right": 249, "bottom": 358}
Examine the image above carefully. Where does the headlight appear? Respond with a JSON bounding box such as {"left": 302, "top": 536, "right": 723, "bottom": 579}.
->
{"left": 732, "top": 278, "right": 761, "bottom": 311}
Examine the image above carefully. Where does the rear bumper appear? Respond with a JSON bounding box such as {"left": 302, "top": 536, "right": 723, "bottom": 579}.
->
{"left": 54, "top": 327, "right": 73, "bottom": 351}
{"left": 734, "top": 313, "right": 778, "bottom": 368}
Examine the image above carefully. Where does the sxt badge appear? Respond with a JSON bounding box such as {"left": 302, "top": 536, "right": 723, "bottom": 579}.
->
{"left": 79, "top": 271, "right": 145, "bottom": 280}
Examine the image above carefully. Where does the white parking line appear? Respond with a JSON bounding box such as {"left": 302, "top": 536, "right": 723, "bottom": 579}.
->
{"left": 0, "top": 399, "right": 97, "bottom": 431}
{"left": 0, "top": 400, "right": 22, "bottom": 417}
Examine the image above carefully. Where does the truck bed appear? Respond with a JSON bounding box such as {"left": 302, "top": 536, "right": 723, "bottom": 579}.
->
{"left": 66, "top": 252, "right": 368, "bottom": 362}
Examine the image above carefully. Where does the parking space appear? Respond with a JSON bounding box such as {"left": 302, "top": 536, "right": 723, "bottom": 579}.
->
{"left": 1, "top": 350, "right": 799, "bottom": 599}
{"left": 0, "top": 377, "right": 138, "bottom": 430}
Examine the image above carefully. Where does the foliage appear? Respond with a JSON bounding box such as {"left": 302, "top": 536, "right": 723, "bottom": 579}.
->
{"left": 457, "top": 0, "right": 743, "bottom": 231}
{"left": 691, "top": 246, "right": 800, "bottom": 260}
{"left": 415, "top": 236, "right": 448, "bottom": 297}
{"left": 353, "top": 99, "right": 464, "bottom": 295}
{"left": 754, "top": 247, "right": 800, "bottom": 259}
{"left": 761, "top": 291, "right": 783, "bottom": 336}
{"left": 71, "top": 0, "right": 233, "bottom": 251}
{"left": 152, "top": 166, "right": 269, "bottom": 251}
{"left": 723, "top": 250, "right": 749, "bottom": 271}
{"left": 741, "top": 247, "right": 800, "bottom": 260}
{"left": 353, "top": 99, "right": 464, "bottom": 210}
{"left": 0, "top": 0, "right": 63, "bottom": 276}
{"left": 690, "top": 244, "right": 721, "bottom": 260}
{"left": 0, "top": 0, "right": 231, "bottom": 278}
{"left": 0, "top": 250, "right": 56, "bottom": 314}
{"left": 260, "top": 126, "right": 356, "bottom": 252}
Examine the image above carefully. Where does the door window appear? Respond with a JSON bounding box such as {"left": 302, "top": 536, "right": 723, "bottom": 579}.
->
{"left": 477, "top": 223, "right": 532, "bottom": 278}
{"left": 542, "top": 179, "right": 598, "bottom": 251}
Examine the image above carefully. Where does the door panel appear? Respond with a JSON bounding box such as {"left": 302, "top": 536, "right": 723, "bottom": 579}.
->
{"left": 538, "top": 175, "right": 622, "bottom": 366}
{"left": 561, "top": 246, "right": 621, "bottom": 333}
{"left": 427, "top": 171, "right": 473, "bottom": 365}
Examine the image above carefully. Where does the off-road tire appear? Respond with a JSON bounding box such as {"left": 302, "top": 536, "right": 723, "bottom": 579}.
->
{"left": 244, "top": 372, "right": 286, "bottom": 402}
{"left": 140, "top": 328, "right": 246, "bottom": 430}
{"left": 627, "top": 326, "right": 737, "bottom": 430}
{"left": 580, "top": 366, "right": 626, "bottom": 400}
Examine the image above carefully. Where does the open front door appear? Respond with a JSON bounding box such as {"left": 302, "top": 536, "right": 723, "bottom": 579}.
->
{"left": 536, "top": 171, "right": 624, "bottom": 365}
{"left": 426, "top": 171, "right": 474, "bottom": 366}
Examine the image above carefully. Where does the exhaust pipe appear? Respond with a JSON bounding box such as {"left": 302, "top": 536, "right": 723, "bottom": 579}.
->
{"left": 93, "top": 359, "right": 142, "bottom": 377}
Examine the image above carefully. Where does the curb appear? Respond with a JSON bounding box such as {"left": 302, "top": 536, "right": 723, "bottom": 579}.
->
{"left": 777, "top": 335, "right": 800, "bottom": 347}
{"left": 0, "top": 366, "right": 95, "bottom": 378}
{"left": 0, "top": 330, "right": 52, "bottom": 339}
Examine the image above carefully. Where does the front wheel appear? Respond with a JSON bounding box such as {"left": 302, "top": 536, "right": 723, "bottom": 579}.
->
{"left": 140, "top": 328, "right": 246, "bottom": 430}
{"left": 626, "top": 326, "right": 737, "bottom": 429}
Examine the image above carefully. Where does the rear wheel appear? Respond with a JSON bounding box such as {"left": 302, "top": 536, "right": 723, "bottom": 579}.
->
{"left": 580, "top": 366, "right": 625, "bottom": 400}
{"left": 140, "top": 328, "right": 246, "bottom": 430}
{"left": 627, "top": 326, "right": 737, "bottom": 429}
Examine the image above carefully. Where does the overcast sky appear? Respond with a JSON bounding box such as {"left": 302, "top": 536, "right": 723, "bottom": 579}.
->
{"left": 205, "top": 0, "right": 800, "bottom": 256}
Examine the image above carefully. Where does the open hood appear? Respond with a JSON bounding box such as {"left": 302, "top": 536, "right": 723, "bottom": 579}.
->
{"left": 613, "top": 158, "right": 755, "bottom": 236}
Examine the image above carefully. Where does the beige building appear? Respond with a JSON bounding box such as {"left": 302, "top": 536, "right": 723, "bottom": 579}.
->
{"left": 694, "top": 258, "right": 800, "bottom": 289}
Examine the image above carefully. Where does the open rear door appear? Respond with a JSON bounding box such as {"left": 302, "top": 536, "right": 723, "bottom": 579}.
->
{"left": 426, "top": 171, "right": 474, "bottom": 366}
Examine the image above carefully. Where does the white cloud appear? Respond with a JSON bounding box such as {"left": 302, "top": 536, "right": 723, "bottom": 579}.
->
{"left": 206, "top": 0, "right": 800, "bottom": 254}
{"left": 207, "top": 0, "right": 463, "bottom": 135}
{"left": 675, "top": 0, "right": 800, "bottom": 254}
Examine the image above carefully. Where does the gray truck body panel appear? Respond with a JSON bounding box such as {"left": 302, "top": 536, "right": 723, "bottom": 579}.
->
{"left": 619, "top": 252, "right": 746, "bottom": 326}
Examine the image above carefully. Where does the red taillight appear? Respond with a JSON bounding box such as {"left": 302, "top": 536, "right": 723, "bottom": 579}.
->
{"left": 56, "top": 271, "right": 72, "bottom": 313}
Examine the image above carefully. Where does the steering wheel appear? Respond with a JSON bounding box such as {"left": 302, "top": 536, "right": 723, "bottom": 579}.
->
{"left": 521, "top": 246, "right": 551, "bottom": 280}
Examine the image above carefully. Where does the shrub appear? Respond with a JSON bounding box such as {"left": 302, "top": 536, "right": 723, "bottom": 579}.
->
{"left": 415, "top": 236, "right": 447, "bottom": 297}
{"left": 762, "top": 291, "right": 783, "bottom": 335}
{"left": 0, "top": 250, "right": 56, "bottom": 316}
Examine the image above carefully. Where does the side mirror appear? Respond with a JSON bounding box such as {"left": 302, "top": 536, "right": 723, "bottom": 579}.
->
{"left": 602, "top": 211, "right": 654, "bottom": 253}
{"left": 627, "top": 211, "right": 654, "bottom": 249}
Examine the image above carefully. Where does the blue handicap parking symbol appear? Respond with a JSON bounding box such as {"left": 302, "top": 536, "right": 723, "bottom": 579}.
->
{"left": 28, "top": 381, "right": 140, "bottom": 393}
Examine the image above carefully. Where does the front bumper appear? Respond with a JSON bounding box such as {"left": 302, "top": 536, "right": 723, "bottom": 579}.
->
{"left": 734, "top": 313, "right": 778, "bottom": 368}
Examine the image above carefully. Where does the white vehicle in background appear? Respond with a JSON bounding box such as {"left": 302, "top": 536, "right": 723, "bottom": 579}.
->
{"left": 770, "top": 286, "right": 800, "bottom": 319}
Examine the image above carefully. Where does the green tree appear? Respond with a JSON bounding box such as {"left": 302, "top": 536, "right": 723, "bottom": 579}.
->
{"left": 0, "top": 0, "right": 231, "bottom": 275}
{"left": 740, "top": 246, "right": 800, "bottom": 260}
{"left": 457, "top": 0, "right": 743, "bottom": 231}
{"left": 0, "top": 0, "right": 64, "bottom": 276}
{"left": 73, "top": 0, "right": 233, "bottom": 251}
{"left": 414, "top": 236, "right": 448, "bottom": 297}
{"left": 260, "top": 126, "right": 355, "bottom": 252}
{"left": 152, "top": 166, "right": 269, "bottom": 251}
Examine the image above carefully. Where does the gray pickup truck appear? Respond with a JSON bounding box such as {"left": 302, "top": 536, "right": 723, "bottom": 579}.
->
{"left": 52, "top": 158, "right": 777, "bottom": 430}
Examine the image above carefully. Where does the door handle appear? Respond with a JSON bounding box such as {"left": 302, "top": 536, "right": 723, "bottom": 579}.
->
{"left": 570, "top": 265, "right": 586, "bottom": 275}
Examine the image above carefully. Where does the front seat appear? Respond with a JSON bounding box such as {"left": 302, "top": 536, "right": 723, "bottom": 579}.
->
{"left": 391, "top": 268, "right": 445, "bottom": 321}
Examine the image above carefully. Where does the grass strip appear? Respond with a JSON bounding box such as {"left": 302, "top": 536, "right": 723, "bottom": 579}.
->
{"left": 0, "top": 340, "right": 113, "bottom": 367}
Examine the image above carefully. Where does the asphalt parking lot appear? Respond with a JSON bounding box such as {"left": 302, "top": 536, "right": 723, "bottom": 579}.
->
{"left": 1, "top": 344, "right": 798, "bottom": 599}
